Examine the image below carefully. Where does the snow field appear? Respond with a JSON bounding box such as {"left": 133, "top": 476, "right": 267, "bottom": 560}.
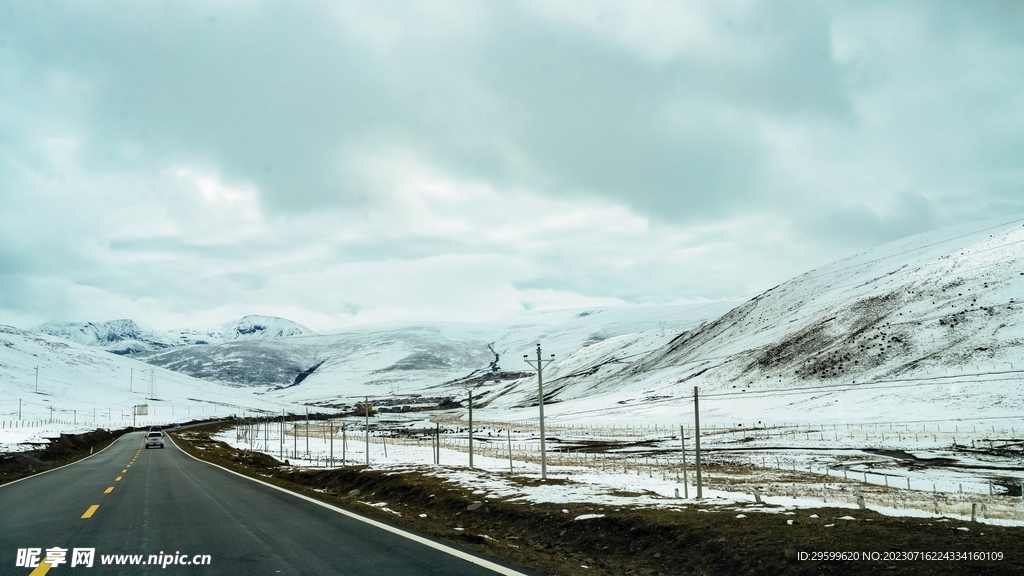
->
{"left": 214, "top": 413, "right": 1024, "bottom": 526}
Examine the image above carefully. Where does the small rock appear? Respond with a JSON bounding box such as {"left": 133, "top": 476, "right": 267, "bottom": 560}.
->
{"left": 348, "top": 489, "right": 360, "bottom": 497}
{"left": 716, "top": 537, "right": 727, "bottom": 543}
{"left": 466, "top": 502, "right": 483, "bottom": 511}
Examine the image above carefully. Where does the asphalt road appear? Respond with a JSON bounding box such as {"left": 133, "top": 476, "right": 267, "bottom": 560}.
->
{"left": 0, "top": 431, "right": 530, "bottom": 575}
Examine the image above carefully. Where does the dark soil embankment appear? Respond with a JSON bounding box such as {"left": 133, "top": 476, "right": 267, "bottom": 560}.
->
{"left": 172, "top": 422, "right": 1024, "bottom": 576}
{"left": 0, "top": 427, "right": 130, "bottom": 485}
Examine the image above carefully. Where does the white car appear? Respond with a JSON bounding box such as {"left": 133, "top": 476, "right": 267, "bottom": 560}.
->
{"left": 145, "top": 431, "right": 164, "bottom": 449}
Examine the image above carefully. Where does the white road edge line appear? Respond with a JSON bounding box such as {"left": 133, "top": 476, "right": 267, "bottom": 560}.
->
{"left": 0, "top": 430, "right": 131, "bottom": 490}
{"left": 166, "top": 434, "right": 530, "bottom": 576}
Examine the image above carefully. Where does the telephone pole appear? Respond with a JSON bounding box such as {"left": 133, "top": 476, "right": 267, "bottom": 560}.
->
{"left": 468, "top": 389, "right": 474, "bottom": 468}
{"left": 34, "top": 366, "right": 38, "bottom": 393}
{"left": 363, "top": 398, "right": 371, "bottom": 466}
{"left": 694, "top": 386, "right": 703, "bottom": 499}
{"left": 524, "top": 343, "right": 555, "bottom": 480}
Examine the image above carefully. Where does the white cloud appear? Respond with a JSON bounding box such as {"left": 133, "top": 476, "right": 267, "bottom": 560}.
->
{"left": 2, "top": 1, "right": 1022, "bottom": 332}
{"left": 522, "top": 0, "right": 725, "bottom": 63}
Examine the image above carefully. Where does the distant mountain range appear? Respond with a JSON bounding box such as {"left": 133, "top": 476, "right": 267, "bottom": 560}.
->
{"left": 35, "top": 315, "right": 311, "bottom": 355}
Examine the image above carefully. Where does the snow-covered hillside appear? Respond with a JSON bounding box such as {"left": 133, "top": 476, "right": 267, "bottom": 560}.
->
{"left": 477, "top": 215, "right": 1024, "bottom": 425}
{"left": 173, "top": 314, "right": 312, "bottom": 345}
{"left": 35, "top": 314, "right": 311, "bottom": 355}
{"left": 35, "top": 319, "right": 164, "bottom": 353}
{"left": 0, "top": 325, "right": 288, "bottom": 452}
{"left": 123, "top": 303, "right": 735, "bottom": 400}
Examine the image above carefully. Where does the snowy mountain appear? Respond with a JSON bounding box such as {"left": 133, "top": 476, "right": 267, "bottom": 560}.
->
{"left": 171, "top": 315, "right": 312, "bottom": 346}
{"left": 0, "top": 324, "right": 285, "bottom": 447}
{"left": 35, "top": 319, "right": 167, "bottom": 352}
{"left": 34, "top": 315, "right": 311, "bottom": 355}
{"left": 127, "top": 304, "right": 733, "bottom": 396}
{"left": 471, "top": 215, "right": 1024, "bottom": 424}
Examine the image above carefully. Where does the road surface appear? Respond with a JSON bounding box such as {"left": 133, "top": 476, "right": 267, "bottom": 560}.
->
{"left": 0, "top": 431, "right": 530, "bottom": 575}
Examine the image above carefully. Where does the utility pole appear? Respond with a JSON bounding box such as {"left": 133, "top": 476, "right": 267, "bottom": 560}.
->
{"left": 468, "top": 389, "right": 474, "bottom": 468}
{"left": 363, "top": 398, "right": 371, "bottom": 466}
{"left": 34, "top": 366, "right": 38, "bottom": 393}
{"left": 279, "top": 409, "right": 284, "bottom": 461}
{"left": 18, "top": 398, "right": 21, "bottom": 420}
{"left": 130, "top": 367, "right": 133, "bottom": 393}
{"left": 524, "top": 343, "right": 555, "bottom": 480}
{"left": 305, "top": 407, "right": 309, "bottom": 457}
{"left": 694, "top": 386, "right": 703, "bottom": 500}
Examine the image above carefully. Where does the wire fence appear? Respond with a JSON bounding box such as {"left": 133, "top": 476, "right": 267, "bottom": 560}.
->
{"left": 223, "top": 414, "right": 1024, "bottom": 523}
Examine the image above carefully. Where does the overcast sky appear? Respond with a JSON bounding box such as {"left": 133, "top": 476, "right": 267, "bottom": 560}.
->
{"left": 1, "top": 1, "right": 1022, "bottom": 331}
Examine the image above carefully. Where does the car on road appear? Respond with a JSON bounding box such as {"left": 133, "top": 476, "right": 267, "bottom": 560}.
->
{"left": 145, "top": 431, "right": 165, "bottom": 449}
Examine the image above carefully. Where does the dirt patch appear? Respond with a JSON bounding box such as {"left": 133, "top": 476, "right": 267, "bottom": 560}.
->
{"left": 172, "top": 423, "right": 1023, "bottom": 576}
{"left": 0, "top": 428, "right": 130, "bottom": 485}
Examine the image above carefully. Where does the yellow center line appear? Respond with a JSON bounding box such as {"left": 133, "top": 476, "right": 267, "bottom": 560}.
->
{"left": 81, "top": 504, "right": 99, "bottom": 519}
{"left": 122, "top": 469, "right": 127, "bottom": 473}
{"left": 115, "top": 476, "right": 122, "bottom": 481}
{"left": 104, "top": 487, "right": 114, "bottom": 494}
{"left": 28, "top": 560, "right": 52, "bottom": 575}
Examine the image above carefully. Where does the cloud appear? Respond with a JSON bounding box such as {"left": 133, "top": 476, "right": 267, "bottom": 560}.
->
{"left": 805, "top": 191, "right": 938, "bottom": 249}
{"left": 0, "top": 1, "right": 1022, "bottom": 330}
